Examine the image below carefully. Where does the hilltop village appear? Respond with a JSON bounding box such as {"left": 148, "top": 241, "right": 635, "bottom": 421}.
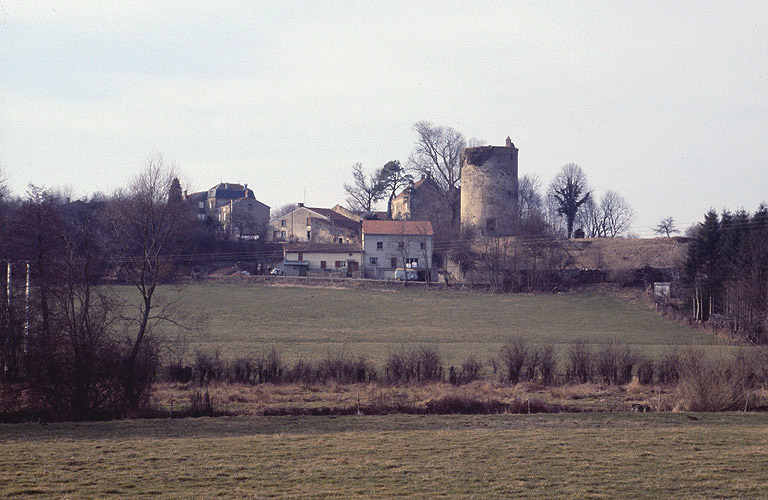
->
{"left": 182, "top": 136, "right": 683, "bottom": 290}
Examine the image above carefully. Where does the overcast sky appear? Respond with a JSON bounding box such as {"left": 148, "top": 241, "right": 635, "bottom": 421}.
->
{"left": 1, "top": 1, "right": 766, "bottom": 235}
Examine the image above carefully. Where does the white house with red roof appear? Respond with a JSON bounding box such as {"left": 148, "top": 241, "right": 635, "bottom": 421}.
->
{"left": 361, "top": 220, "right": 434, "bottom": 280}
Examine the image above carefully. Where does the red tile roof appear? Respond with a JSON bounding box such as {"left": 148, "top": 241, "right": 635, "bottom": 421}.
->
{"left": 362, "top": 220, "right": 434, "bottom": 236}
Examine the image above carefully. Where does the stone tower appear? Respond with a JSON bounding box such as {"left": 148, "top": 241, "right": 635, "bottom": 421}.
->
{"left": 460, "top": 137, "right": 518, "bottom": 236}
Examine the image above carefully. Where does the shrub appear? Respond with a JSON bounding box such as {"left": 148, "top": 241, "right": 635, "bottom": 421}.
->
{"left": 283, "top": 357, "right": 313, "bottom": 384}
{"left": 450, "top": 355, "right": 484, "bottom": 385}
{"left": 228, "top": 357, "right": 256, "bottom": 384}
{"left": 635, "top": 354, "right": 654, "bottom": 385}
{"left": 565, "top": 340, "right": 593, "bottom": 384}
{"left": 313, "top": 351, "right": 368, "bottom": 383}
{"left": 537, "top": 343, "right": 558, "bottom": 385}
{"left": 166, "top": 362, "right": 193, "bottom": 383}
{"left": 256, "top": 347, "right": 283, "bottom": 383}
{"left": 500, "top": 337, "right": 528, "bottom": 384}
{"left": 675, "top": 349, "right": 754, "bottom": 411}
{"left": 193, "top": 350, "right": 225, "bottom": 385}
{"left": 416, "top": 346, "right": 443, "bottom": 382}
{"left": 385, "top": 346, "right": 443, "bottom": 383}
{"left": 655, "top": 348, "right": 680, "bottom": 384}
{"left": 595, "top": 341, "right": 635, "bottom": 385}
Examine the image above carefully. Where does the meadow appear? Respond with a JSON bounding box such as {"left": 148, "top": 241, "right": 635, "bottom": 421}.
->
{"left": 138, "top": 282, "right": 720, "bottom": 366}
{"left": 2, "top": 413, "right": 767, "bottom": 499}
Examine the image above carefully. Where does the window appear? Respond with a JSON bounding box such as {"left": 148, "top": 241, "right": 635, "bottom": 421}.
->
{"left": 390, "top": 258, "right": 397, "bottom": 268}
{"left": 397, "top": 241, "right": 404, "bottom": 249}
{"left": 306, "top": 218, "right": 311, "bottom": 226}
{"left": 338, "top": 237, "right": 343, "bottom": 244}
{"left": 248, "top": 203, "right": 253, "bottom": 209}
{"left": 320, "top": 261, "right": 327, "bottom": 269}
{"left": 486, "top": 218, "right": 496, "bottom": 233}
{"left": 198, "top": 201, "right": 204, "bottom": 209}
{"left": 369, "top": 257, "right": 378, "bottom": 265}
{"left": 376, "top": 241, "right": 383, "bottom": 250}
{"left": 335, "top": 261, "right": 346, "bottom": 268}
{"left": 298, "top": 252, "right": 303, "bottom": 261}
{"left": 281, "top": 220, "right": 286, "bottom": 227}
{"left": 307, "top": 231, "right": 311, "bottom": 240}
{"left": 406, "top": 258, "right": 418, "bottom": 268}
{"left": 420, "top": 241, "right": 426, "bottom": 250}
{"left": 280, "top": 231, "right": 286, "bottom": 238}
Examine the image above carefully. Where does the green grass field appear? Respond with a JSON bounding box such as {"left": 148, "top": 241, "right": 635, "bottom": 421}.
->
{"left": 2, "top": 413, "right": 767, "bottom": 499}
{"left": 133, "top": 282, "right": 722, "bottom": 364}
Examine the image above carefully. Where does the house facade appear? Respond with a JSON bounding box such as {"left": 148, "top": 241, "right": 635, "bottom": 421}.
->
{"left": 220, "top": 197, "right": 270, "bottom": 240}
{"left": 361, "top": 220, "right": 434, "bottom": 280}
{"left": 283, "top": 243, "right": 363, "bottom": 277}
{"left": 269, "top": 204, "right": 361, "bottom": 244}
{"left": 184, "top": 183, "right": 270, "bottom": 233}
{"left": 390, "top": 176, "right": 443, "bottom": 221}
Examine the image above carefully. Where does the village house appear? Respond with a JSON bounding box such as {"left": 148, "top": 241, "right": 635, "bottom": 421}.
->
{"left": 219, "top": 197, "right": 270, "bottom": 240}
{"left": 361, "top": 220, "right": 434, "bottom": 280}
{"left": 390, "top": 175, "right": 443, "bottom": 220}
{"left": 269, "top": 204, "right": 361, "bottom": 244}
{"left": 282, "top": 242, "right": 363, "bottom": 277}
{"left": 184, "top": 182, "right": 271, "bottom": 235}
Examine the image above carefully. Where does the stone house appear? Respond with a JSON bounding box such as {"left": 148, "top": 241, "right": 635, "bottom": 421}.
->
{"left": 390, "top": 176, "right": 443, "bottom": 221}
{"left": 184, "top": 182, "right": 270, "bottom": 230}
{"left": 283, "top": 243, "right": 363, "bottom": 277}
{"left": 220, "top": 197, "right": 270, "bottom": 240}
{"left": 269, "top": 204, "right": 361, "bottom": 244}
{"left": 361, "top": 220, "right": 434, "bottom": 280}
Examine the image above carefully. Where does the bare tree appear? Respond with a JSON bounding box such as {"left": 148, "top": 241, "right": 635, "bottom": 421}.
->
{"left": 576, "top": 197, "right": 604, "bottom": 238}
{"left": 655, "top": 216, "right": 679, "bottom": 238}
{"left": 0, "top": 165, "right": 8, "bottom": 202}
{"left": 518, "top": 174, "right": 544, "bottom": 221}
{"left": 408, "top": 121, "right": 466, "bottom": 193}
{"left": 107, "top": 156, "right": 192, "bottom": 412}
{"left": 549, "top": 163, "right": 591, "bottom": 239}
{"left": 600, "top": 190, "right": 634, "bottom": 237}
{"left": 344, "top": 163, "right": 384, "bottom": 213}
{"left": 271, "top": 203, "right": 297, "bottom": 220}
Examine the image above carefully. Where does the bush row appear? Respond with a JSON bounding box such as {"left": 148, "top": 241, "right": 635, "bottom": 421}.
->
{"left": 166, "top": 342, "right": 768, "bottom": 395}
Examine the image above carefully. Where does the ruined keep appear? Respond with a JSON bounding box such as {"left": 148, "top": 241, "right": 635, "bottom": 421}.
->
{"left": 460, "top": 137, "right": 519, "bottom": 235}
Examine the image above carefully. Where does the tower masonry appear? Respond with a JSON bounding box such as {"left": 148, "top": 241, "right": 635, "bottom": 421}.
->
{"left": 460, "top": 137, "right": 519, "bottom": 236}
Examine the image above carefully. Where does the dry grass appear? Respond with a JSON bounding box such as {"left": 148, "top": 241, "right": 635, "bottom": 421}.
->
{"left": 566, "top": 236, "right": 690, "bottom": 270}
{"left": 2, "top": 413, "right": 768, "bottom": 499}
{"left": 150, "top": 379, "right": 713, "bottom": 416}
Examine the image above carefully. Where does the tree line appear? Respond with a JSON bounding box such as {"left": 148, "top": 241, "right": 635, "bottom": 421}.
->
{"left": 683, "top": 206, "right": 768, "bottom": 343}
{"left": 0, "top": 159, "right": 274, "bottom": 420}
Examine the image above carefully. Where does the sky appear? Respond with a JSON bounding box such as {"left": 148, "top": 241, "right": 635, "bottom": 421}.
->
{"left": 1, "top": 1, "right": 766, "bottom": 236}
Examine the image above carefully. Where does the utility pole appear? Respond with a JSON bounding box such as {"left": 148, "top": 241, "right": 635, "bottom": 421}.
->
{"left": 24, "top": 262, "right": 30, "bottom": 353}
{"left": 5, "top": 261, "right": 9, "bottom": 309}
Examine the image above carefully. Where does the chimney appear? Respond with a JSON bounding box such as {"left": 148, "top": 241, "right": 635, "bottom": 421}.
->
{"left": 298, "top": 202, "right": 304, "bottom": 207}
{"left": 506, "top": 136, "right": 513, "bottom": 148}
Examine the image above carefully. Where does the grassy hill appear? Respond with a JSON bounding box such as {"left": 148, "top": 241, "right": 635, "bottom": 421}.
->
{"left": 127, "top": 282, "right": 721, "bottom": 365}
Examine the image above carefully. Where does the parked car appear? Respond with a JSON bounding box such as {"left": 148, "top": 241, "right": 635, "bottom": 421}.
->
{"left": 394, "top": 268, "right": 419, "bottom": 281}
{"left": 269, "top": 268, "right": 283, "bottom": 276}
